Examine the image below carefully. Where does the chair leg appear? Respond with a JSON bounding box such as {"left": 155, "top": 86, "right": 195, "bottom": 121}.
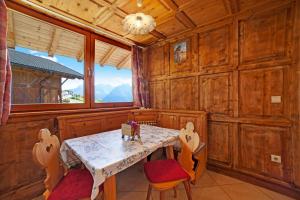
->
{"left": 173, "top": 186, "right": 177, "bottom": 198}
{"left": 183, "top": 181, "right": 192, "bottom": 200}
{"left": 146, "top": 185, "right": 152, "bottom": 200}
{"left": 160, "top": 191, "right": 165, "bottom": 200}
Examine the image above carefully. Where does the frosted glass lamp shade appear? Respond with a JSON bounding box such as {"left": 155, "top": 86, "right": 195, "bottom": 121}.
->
{"left": 122, "top": 13, "right": 156, "bottom": 35}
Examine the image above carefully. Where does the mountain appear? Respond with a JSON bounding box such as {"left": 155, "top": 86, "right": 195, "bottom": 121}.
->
{"left": 103, "top": 84, "right": 132, "bottom": 102}
{"left": 94, "top": 84, "right": 113, "bottom": 100}
{"left": 67, "top": 83, "right": 132, "bottom": 102}
{"left": 69, "top": 84, "right": 114, "bottom": 100}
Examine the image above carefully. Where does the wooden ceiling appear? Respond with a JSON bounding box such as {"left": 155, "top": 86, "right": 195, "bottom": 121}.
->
{"left": 11, "top": 0, "right": 272, "bottom": 46}
{"left": 7, "top": 9, "right": 131, "bottom": 69}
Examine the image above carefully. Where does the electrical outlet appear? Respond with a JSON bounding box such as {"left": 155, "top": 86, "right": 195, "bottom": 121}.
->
{"left": 271, "top": 155, "right": 281, "bottom": 163}
{"left": 271, "top": 96, "right": 281, "bottom": 103}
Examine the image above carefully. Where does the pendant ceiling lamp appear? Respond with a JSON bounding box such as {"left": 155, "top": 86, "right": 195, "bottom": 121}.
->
{"left": 122, "top": 0, "right": 156, "bottom": 35}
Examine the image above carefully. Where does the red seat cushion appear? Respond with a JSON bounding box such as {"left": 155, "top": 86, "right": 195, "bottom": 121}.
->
{"left": 48, "top": 168, "right": 103, "bottom": 200}
{"left": 144, "top": 159, "right": 189, "bottom": 183}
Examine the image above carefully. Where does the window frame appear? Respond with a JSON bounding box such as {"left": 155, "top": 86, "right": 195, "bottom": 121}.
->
{"left": 7, "top": 1, "right": 134, "bottom": 112}
{"left": 90, "top": 34, "right": 133, "bottom": 109}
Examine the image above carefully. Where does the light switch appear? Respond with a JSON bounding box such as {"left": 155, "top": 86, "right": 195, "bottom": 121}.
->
{"left": 271, "top": 96, "right": 281, "bottom": 103}
{"left": 271, "top": 155, "right": 281, "bottom": 163}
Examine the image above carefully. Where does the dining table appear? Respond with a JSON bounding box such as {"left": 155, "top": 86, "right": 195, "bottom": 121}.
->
{"left": 60, "top": 124, "right": 180, "bottom": 200}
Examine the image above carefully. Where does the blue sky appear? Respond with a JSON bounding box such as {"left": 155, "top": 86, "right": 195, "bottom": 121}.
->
{"left": 15, "top": 46, "right": 132, "bottom": 89}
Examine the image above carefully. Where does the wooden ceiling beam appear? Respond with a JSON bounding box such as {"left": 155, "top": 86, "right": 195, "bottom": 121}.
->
{"left": 92, "top": 0, "right": 128, "bottom": 26}
{"left": 48, "top": 28, "right": 62, "bottom": 57}
{"left": 93, "top": 6, "right": 108, "bottom": 25}
{"left": 100, "top": 46, "right": 117, "bottom": 66}
{"left": 116, "top": 54, "right": 131, "bottom": 69}
{"left": 175, "top": 11, "right": 196, "bottom": 28}
{"left": 159, "top": 0, "right": 195, "bottom": 28}
{"left": 7, "top": 11, "right": 15, "bottom": 48}
{"left": 159, "top": 0, "right": 178, "bottom": 11}
{"left": 76, "top": 48, "right": 84, "bottom": 62}
{"left": 150, "top": 30, "right": 167, "bottom": 39}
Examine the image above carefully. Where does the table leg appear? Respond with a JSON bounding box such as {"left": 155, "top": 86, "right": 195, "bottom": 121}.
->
{"left": 104, "top": 175, "right": 116, "bottom": 200}
{"left": 166, "top": 146, "right": 174, "bottom": 159}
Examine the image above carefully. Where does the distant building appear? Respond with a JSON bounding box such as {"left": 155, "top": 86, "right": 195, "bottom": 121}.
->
{"left": 9, "top": 48, "right": 83, "bottom": 104}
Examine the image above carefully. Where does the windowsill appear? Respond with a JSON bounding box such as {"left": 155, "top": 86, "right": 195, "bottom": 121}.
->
{"left": 10, "top": 105, "right": 139, "bottom": 118}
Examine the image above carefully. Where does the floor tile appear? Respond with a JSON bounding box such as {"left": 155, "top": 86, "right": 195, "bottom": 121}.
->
{"left": 151, "top": 186, "right": 231, "bottom": 200}
{"left": 207, "top": 170, "right": 243, "bottom": 185}
{"left": 118, "top": 191, "right": 149, "bottom": 200}
{"left": 221, "top": 183, "right": 272, "bottom": 200}
{"left": 117, "top": 163, "right": 149, "bottom": 192}
{"left": 256, "top": 186, "right": 296, "bottom": 200}
{"left": 191, "top": 171, "right": 218, "bottom": 188}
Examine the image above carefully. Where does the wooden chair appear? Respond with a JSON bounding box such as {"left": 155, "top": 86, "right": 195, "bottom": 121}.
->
{"left": 32, "top": 128, "right": 103, "bottom": 200}
{"left": 179, "top": 122, "right": 206, "bottom": 184}
{"left": 144, "top": 139, "right": 195, "bottom": 200}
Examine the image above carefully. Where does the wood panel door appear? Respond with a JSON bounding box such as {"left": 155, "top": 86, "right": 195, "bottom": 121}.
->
{"left": 199, "top": 73, "right": 233, "bottom": 116}
{"left": 238, "top": 124, "right": 291, "bottom": 181}
{"left": 239, "top": 67, "right": 287, "bottom": 118}
{"left": 170, "top": 77, "right": 198, "bottom": 110}
{"left": 207, "top": 121, "right": 232, "bottom": 167}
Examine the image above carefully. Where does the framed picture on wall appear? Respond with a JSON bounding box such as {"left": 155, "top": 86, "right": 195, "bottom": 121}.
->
{"left": 170, "top": 37, "right": 194, "bottom": 74}
{"left": 174, "top": 41, "right": 187, "bottom": 64}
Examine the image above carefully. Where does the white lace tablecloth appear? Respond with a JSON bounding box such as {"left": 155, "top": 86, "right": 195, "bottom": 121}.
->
{"left": 60, "top": 125, "right": 180, "bottom": 199}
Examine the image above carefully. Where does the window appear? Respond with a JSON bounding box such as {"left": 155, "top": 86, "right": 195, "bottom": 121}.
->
{"left": 6, "top": 5, "right": 133, "bottom": 112}
{"left": 7, "top": 10, "right": 85, "bottom": 105}
{"left": 93, "top": 39, "right": 133, "bottom": 104}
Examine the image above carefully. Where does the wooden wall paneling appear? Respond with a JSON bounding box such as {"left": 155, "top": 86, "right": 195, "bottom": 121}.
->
{"left": 149, "top": 80, "right": 167, "bottom": 109}
{"left": 292, "top": 0, "right": 300, "bottom": 188}
{"left": 57, "top": 111, "right": 130, "bottom": 141}
{"left": 238, "top": 124, "right": 292, "bottom": 181}
{"left": 148, "top": 44, "right": 165, "bottom": 77}
{"left": 238, "top": 4, "right": 293, "bottom": 69}
{"left": 239, "top": 66, "right": 287, "bottom": 118}
{"left": 157, "top": 113, "right": 178, "bottom": 129}
{"left": 103, "top": 114, "right": 129, "bottom": 131}
{"left": 207, "top": 121, "right": 233, "bottom": 168}
{"left": 199, "top": 24, "right": 233, "bottom": 74}
{"left": 169, "top": 34, "right": 198, "bottom": 75}
{"left": 145, "top": 0, "right": 298, "bottom": 196}
{"left": 129, "top": 110, "right": 158, "bottom": 122}
{"left": 199, "top": 72, "right": 233, "bottom": 116}
{"left": 170, "top": 76, "right": 198, "bottom": 110}
{"left": 0, "top": 118, "right": 55, "bottom": 200}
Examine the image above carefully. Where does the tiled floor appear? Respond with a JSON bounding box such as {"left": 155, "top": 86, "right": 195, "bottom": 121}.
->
{"left": 116, "top": 163, "right": 295, "bottom": 200}
{"left": 32, "top": 162, "right": 295, "bottom": 200}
